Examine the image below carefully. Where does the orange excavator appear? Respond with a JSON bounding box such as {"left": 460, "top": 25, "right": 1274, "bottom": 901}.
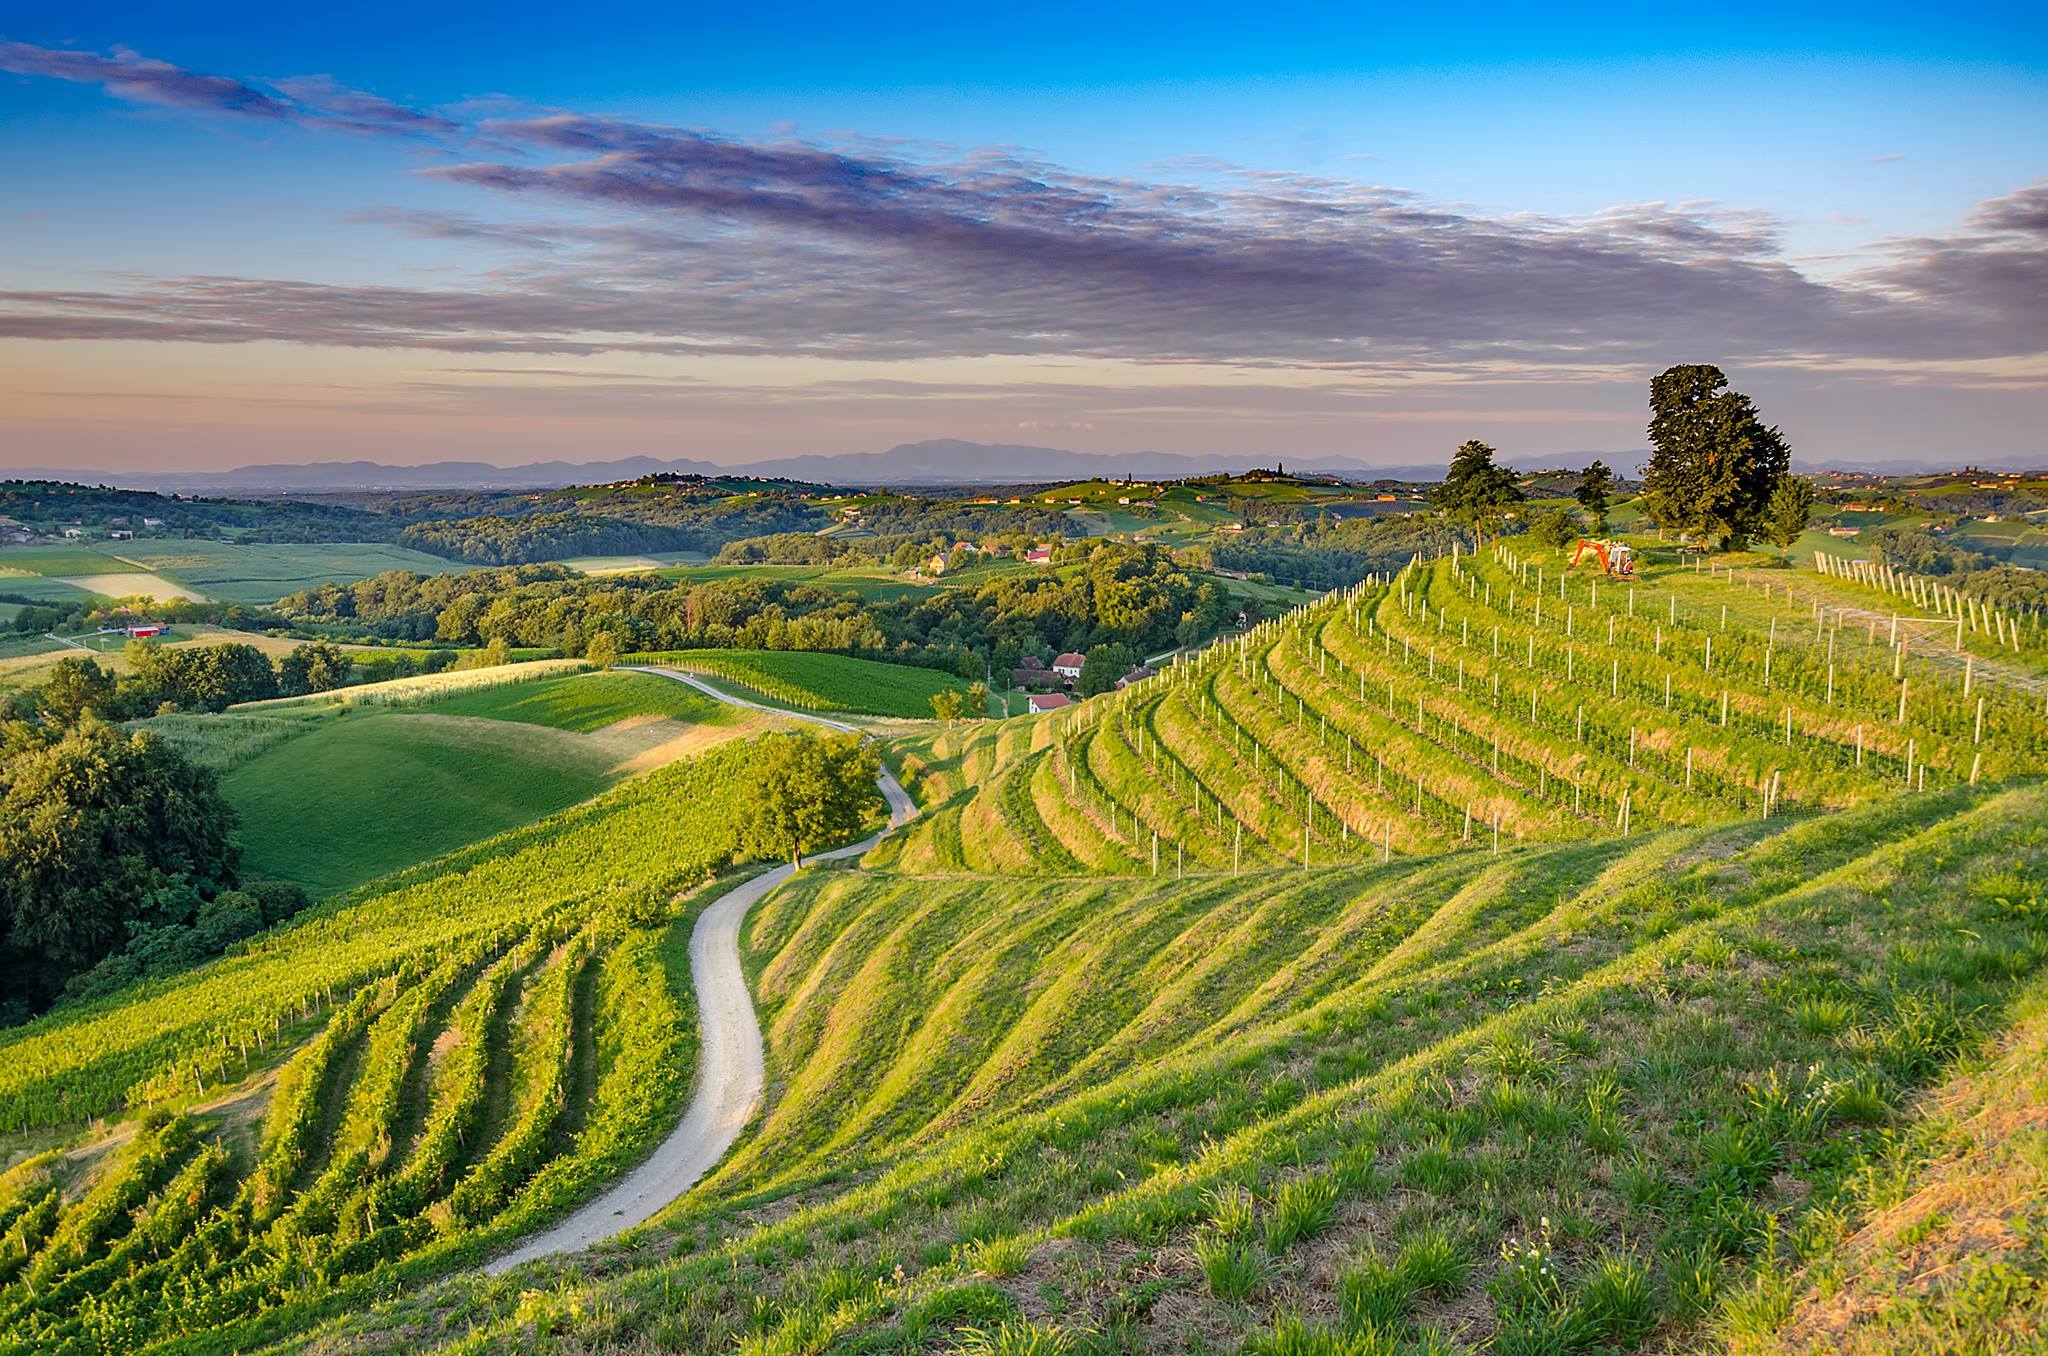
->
{"left": 1569, "top": 538, "right": 1635, "bottom": 579}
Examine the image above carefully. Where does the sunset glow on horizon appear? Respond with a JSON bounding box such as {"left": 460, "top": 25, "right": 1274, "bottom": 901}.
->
{"left": 2, "top": 3, "right": 2044, "bottom": 474}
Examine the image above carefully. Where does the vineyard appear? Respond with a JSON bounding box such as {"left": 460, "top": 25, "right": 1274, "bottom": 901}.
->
{"left": 410, "top": 668, "right": 736, "bottom": 732}
{"left": 618, "top": 648, "right": 972, "bottom": 718}
{"left": 0, "top": 744, "right": 769, "bottom": 1353}
{"left": 231, "top": 658, "right": 592, "bottom": 712}
{"left": 299, "top": 779, "right": 2048, "bottom": 1353}
{"left": 882, "top": 546, "right": 2048, "bottom": 875}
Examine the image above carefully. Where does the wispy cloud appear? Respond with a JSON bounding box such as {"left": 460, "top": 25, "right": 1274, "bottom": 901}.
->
{"left": 0, "top": 38, "right": 459, "bottom": 140}
{"left": 0, "top": 39, "right": 293, "bottom": 118}
{"left": 1, "top": 38, "right": 2043, "bottom": 386}
{"left": 270, "top": 75, "right": 463, "bottom": 138}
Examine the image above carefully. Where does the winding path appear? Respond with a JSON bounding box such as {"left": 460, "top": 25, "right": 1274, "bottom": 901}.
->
{"left": 484, "top": 667, "right": 917, "bottom": 1273}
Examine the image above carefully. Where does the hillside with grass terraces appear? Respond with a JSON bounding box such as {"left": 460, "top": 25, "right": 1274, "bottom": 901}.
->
{"left": 2, "top": 546, "right": 2046, "bottom": 1355}
{"left": 291, "top": 777, "right": 2048, "bottom": 1353}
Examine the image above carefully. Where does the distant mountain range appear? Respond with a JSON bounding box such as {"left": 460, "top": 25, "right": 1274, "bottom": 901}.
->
{"left": 3, "top": 439, "right": 2015, "bottom": 495}
{"left": 7, "top": 441, "right": 1452, "bottom": 493}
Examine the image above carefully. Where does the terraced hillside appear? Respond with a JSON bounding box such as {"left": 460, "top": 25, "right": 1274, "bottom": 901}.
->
{"left": 889, "top": 546, "right": 2047, "bottom": 874}
{"left": 301, "top": 779, "right": 2048, "bottom": 1353}
{"left": 0, "top": 744, "right": 779, "bottom": 1354}
{"left": 8, "top": 547, "right": 2048, "bottom": 1356}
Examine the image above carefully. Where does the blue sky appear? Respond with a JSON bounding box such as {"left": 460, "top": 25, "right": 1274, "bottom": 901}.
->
{"left": 1, "top": 3, "right": 2044, "bottom": 471}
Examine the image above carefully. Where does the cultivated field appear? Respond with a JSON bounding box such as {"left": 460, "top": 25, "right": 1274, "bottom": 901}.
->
{"left": 294, "top": 781, "right": 2048, "bottom": 1353}
{"left": 0, "top": 540, "right": 461, "bottom": 607}
{"left": 109, "top": 540, "right": 461, "bottom": 605}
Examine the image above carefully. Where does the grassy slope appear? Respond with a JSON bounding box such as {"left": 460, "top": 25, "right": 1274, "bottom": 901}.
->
{"left": 412, "top": 668, "right": 735, "bottom": 732}
{"left": 292, "top": 782, "right": 2048, "bottom": 1354}
{"left": 221, "top": 711, "right": 621, "bottom": 895}
{"left": 623, "top": 648, "right": 972, "bottom": 718}
{"left": 210, "top": 667, "right": 766, "bottom": 895}
{"left": 1753, "top": 973, "right": 2048, "bottom": 1355}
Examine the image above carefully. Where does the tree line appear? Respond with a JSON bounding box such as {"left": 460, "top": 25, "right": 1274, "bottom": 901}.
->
{"left": 278, "top": 542, "right": 1231, "bottom": 682}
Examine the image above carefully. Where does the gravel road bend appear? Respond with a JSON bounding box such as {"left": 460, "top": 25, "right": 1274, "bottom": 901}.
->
{"left": 484, "top": 666, "right": 916, "bottom": 1273}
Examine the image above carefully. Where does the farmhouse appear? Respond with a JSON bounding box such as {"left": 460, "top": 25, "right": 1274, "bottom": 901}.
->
{"left": 1010, "top": 656, "right": 1062, "bottom": 691}
{"left": 1115, "top": 666, "right": 1157, "bottom": 689}
{"left": 1051, "top": 651, "right": 1087, "bottom": 681}
{"left": 1024, "top": 545, "right": 1053, "bottom": 564}
{"left": 1026, "top": 692, "right": 1073, "bottom": 713}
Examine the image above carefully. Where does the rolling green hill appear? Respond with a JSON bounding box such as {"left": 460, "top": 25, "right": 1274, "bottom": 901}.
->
{"left": 219, "top": 712, "right": 624, "bottom": 895}
{"left": 5, "top": 547, "right": 2047, "bottom": 1355}
{"left": 146, "top": 667, "right": 768, "bottom": 896}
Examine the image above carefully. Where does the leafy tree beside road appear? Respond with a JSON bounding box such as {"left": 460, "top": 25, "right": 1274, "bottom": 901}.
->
{"left": 732, "top": 731, "right": 883, "bottom": 868}
{"left": 1640, "top": 364, "right": 1791, "bottom": 549}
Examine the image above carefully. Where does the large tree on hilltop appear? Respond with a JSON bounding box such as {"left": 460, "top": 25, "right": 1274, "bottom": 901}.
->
{"left": 1430, "top": 440, "right": 1525, "bottom": 546}
{"left": 1640, "top": 364, "right": 1791, "bottom": 549}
